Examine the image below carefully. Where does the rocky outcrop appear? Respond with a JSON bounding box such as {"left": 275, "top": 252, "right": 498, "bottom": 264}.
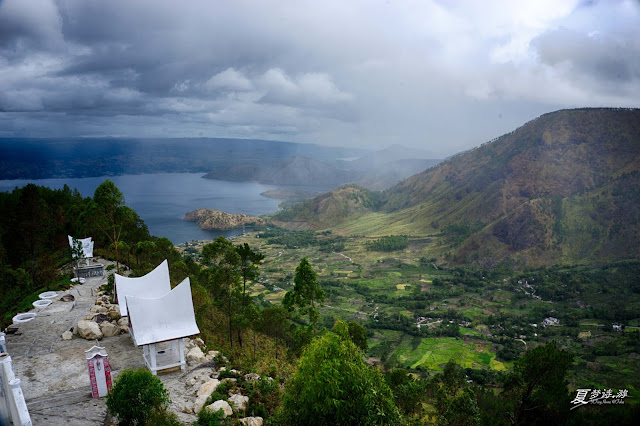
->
{"left": 240, "top": 417, "right": 264, "bottom": 426}
{"left": 205, "top": 400, "right": 233, "bottom": 418}
{"left": 187, "top": 346, "right": 206, "bottom": 363}
{"left": 184, "top": 209, "right": 265, "bottom": 230}
{"left": 229, "top": 393, "right": 249, "bottom": 411}
{"left": 77, "top": 320, "right": 103, "bottom": 340}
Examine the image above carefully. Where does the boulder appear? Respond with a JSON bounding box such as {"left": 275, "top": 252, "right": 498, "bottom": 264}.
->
{"left": 244, "top": 372, "right": 261, "bottom": 382}
{"left": 90, "top": 305, "right": 107, "bottom": 313}
{"left": 193, "top": 395, "right": 209, "bottom": 414}
{"left": 180, "top": 402, "right": 194, "bottom": 414}
{"left": 117, "top": 317, "right": 129, "bottom": 327}
{"left": 100, "top": 322, "right": 120, "bottom": 337}
{"left": 228, "top": 393, "right": 249, "bottom": 411}
{"left": 194, "top": 337, "right": 206, "bottom": 348}
{"left": 94, "top": 313, "right": 111, "bottom": 324}
{"left": 77, "top": 320, "right": 103, "bottom": 340}
{"left": 108, "top": 310, "right": 121, "bottom": 321}
{"left": 187, "top": 346, "right": 206, "bottom": 363}
{"left": 205, "top": 400, "right": 232, "bottom": 418}
{"left": 185, "top": 339, "right": 195, "bottom": 351}
{"left": 61, "top": 331, "right": 73, "bottom": 340}
{"left": 119, "top": 326, "right": 129, "bottom": 334}
{"left": 197, "top": 379, "right": 220, "bottom": 397}
{"left": 59, "top": 294, "right": 75, "bottom": 302}
{"left": 240, "top": 417, "right": 264, "bottom": 426}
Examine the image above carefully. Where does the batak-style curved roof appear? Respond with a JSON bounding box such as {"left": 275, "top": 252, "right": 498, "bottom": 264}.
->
{"left": 126, "top": 277, "right": 200, "bottom": 346}
{"left": 115, "top": 259, "right": 171, "bottom": 316}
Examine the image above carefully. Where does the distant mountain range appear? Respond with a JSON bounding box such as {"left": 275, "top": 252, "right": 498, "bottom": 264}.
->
{"left": 272, "top": 108, "right": 640, "bottom": 266}
{"left": 0, "top": 137, "right": 441, "bottom": 191}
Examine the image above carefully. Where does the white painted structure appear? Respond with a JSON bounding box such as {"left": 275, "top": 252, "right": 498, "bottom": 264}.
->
{"left": 115, "top": 260, "right": 171, "bottom": 316}
{"left": 126, "top": 278, "right": 200, "bottom": 375}
{"left": 68, "top": 236, "right": 94, "bottom": 259}
{"left": 0, "top": 353, "right": 32, "bottom": 426}
{"left": 85, "top": 346, "right": 112, "bottom": 398}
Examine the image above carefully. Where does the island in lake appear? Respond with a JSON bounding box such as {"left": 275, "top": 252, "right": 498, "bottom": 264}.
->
{"left": 184, "top": 209, "right": 265, "bottom": 230}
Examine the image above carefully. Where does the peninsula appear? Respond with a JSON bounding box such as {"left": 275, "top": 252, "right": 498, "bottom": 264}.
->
{"left": 184, "top": 208, "right": 265, "bottom": 230}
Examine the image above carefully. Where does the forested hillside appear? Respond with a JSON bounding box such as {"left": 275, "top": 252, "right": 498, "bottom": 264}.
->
{"left": 273, "top": 108, "right": 640, "bottom": 266}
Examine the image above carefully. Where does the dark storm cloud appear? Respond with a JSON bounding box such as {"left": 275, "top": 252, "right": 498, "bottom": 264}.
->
{"left": 1, "top": 0, "right": 639, "bottom": 154}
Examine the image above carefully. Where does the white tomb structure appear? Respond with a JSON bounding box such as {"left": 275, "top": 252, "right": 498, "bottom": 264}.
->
{"left": 115, "top": 259, "right": 171, "bottom": 316}
{"left": 125, "top": 278, "right": 200, "bottom": 375}
{"left": 68, "top": 236, "right": 94, "bottom": 260}
{"left": 68, "top": 236, "right": 103, "bottom": 277}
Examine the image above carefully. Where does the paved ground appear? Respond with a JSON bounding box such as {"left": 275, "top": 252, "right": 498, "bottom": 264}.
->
{"left": 4, "top": 260, "right": 205, "bottom": 425}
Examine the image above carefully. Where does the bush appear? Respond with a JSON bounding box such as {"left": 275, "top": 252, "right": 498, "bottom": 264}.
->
{"left": 279, "top": 320, "right": 399, "bottom": 425}
{"left": 195, "top": 408, "right": 229, "bottom": 425}
{"left": 106, "top": 368, "right": 171, "bottom": 425}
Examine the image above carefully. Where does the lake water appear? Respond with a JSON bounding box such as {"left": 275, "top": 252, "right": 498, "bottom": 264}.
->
{"left": 0, "top": 173, "right": 283, "bottom": 244}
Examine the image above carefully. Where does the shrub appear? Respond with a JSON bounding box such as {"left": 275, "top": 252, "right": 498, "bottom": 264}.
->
{"left": 106, "top": 368, "right": 171, "bottom": 425}
{"left": 195, "top": 407, "right": 229, "bottom": 425}
{"left": 279, "top": 320, "right": 399, "bottom": 425}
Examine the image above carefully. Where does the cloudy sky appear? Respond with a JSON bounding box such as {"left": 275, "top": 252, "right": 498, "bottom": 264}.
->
{"left": 1, "top": 0, "right": 639, "bottom": 155}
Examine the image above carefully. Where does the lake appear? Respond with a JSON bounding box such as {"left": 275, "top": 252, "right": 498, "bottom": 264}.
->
{"left": 0, "top": 173, "right": 284, "bottom": 244}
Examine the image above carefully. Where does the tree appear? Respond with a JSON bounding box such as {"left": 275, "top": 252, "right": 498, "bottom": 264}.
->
{"left": 346, "top": 320, "right": 368, "bottom": 352}
{"left": 106, "top": 368, "right": 170, "bottom": 425}
{"left": 283, "top": 257, "right": 325, "bottom": 336}
{"left": 502, "top": 341, "right": 573, "bottom": 425}
{"left": 259, "top": 305, "right": 290, "bottom": 360}
{"left": 236, "top": 243, "right": 264, "bottom": 309}
{"left": 202, "top": 236, "right": 241, "bottom": 346}
{"left": 280, "top": 320, "right": 399, "bottom": 425}
{"left": 88, "top": 180, "right": 129, "bottom": 273}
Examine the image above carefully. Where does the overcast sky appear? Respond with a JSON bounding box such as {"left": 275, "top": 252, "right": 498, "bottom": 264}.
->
{"left": 1, "top": 0, "right": 639, "bottom": 156}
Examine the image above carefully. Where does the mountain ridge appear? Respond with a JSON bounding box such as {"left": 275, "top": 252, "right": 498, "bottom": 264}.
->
{"left": 272, "top": 108, "right": 640, "bottom": 266}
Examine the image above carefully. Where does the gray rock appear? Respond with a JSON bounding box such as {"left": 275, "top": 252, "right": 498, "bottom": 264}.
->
{"left": 244, "top": 372, "right": 261, "bottom": 382}
{"left": 193, "top": 395, "right": 209, "bottom": 414}
{"left": 228, "top": 393, "right": 249, "bottom": 411}
{"left": 77, "top": 320, "right": 103, "bottom": 340}
{"left": 240, "top": 417, "right": 264, "bottom": 426}
{"left": 100, "top": 322, "right": 120, "bottom": 337}
{"left": 205, "top": 400, "right": 232, "bottom": 418}
{"left": 197, "top": 379, "right": 220, "bottom": 397}
{"left": 59, "top": 294, "right": 75, "bottom": 302}
{"left": 187, "top": 346, "right": 206, "bottom": 363}
{"left": 90, "top": 305, "right": 108, "bottom": 314}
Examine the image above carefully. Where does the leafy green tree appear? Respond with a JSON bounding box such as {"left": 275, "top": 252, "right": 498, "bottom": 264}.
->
{"left": 386, "top": 368, "right": 427, "bottom": 416}
{"left": 280, "top": 320, "right": 399, "bottom": 425}
{"left": 283, "top": 257, "right": 325, "bottom": 336}
{"left": 435, "top": 360, "right": 479, "bottom": 426}
{"left": 106, "top": 368, "right": 170, "bottom": 425}
{"left": 347, "top": 320, "right": 368, "bottom": 352}
{"left": 87, "top": 180, "right": 129, "bottom": 272}
{"left": 502, "top": 341, "right": 572, "bottom": 425}
{"left": 236, "top": 242, "right": 264, "bottom": 308}
{"left": 259, "top": 305, "right": 290, "bottom": 359}
{"left": 202, "top": 236, "right": 242, "bottom": 346}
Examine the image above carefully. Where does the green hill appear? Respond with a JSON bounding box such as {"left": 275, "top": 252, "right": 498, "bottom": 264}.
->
{"left": 272, "top": 108, "right": 640, "bottom": 265}
{"left": 270, "top": 185, "right": 379, "bottom": 230}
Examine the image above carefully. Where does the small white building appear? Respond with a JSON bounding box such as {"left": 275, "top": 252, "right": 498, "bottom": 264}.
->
{"left": 115, "top": 260, "right": 171, "bottom": 316}
{"left": 126, "top": 278, "right": 200, "bottom": 375}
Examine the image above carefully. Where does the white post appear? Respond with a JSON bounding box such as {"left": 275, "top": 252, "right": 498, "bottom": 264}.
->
{"left": 149, "top": 343, "right": 157, "bottom": 375}
{"left": 9, "top": 379, "right": 32, "bottom": 426}
{"left": 179, "top": 339, "right": 185, "bottom": 371}
{"left": 0, "top": 353, "right": 12, "bottom": 425}
{"left": 0, "top": 332, "right": 6, "bottom": 354}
